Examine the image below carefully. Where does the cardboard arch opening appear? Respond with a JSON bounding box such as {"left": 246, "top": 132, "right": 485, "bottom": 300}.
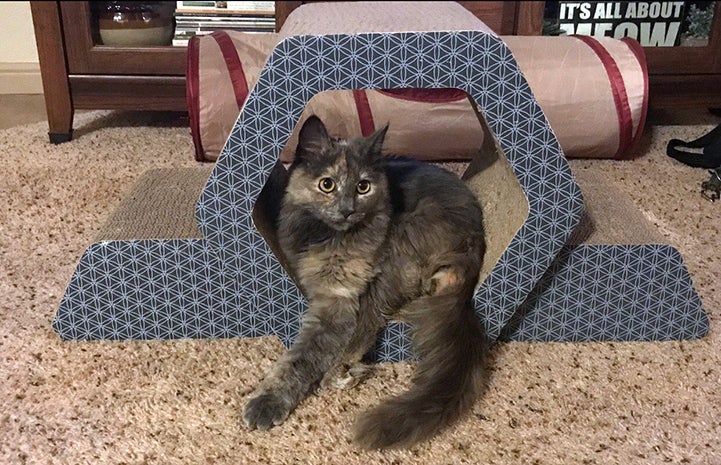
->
{"left": 250, "top": 89, "right": 530, "bottom": 296}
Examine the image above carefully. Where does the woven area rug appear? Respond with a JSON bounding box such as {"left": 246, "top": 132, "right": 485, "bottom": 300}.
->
{"left": 1, "top": 110, "right": 719, "bottom": 464}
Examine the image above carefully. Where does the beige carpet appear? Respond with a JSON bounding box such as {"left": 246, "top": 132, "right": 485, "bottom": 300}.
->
{"left": 1, "top": 110, "right": 719, "bottom": 464}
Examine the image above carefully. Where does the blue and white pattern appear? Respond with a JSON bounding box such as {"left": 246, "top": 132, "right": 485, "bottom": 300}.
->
{"left": 54, "top": 31, "right": 708, "bottom": 362}
{"left": 499, "top": 244, "right": 708, "bottom": 342}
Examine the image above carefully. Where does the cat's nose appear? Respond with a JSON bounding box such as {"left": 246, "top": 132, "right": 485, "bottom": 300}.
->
{"left": 339, "top": 198, "right": 355, "bottom": 219}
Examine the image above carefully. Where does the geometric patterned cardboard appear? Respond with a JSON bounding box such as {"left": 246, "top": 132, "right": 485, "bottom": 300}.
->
{"left": 498, "top": 244, "right": 707, "bottom": 342}
{"left": 54, "top": 30, "right": 708, "bottom": 361}
{"left": 194, "top": 31, "right": 586, "bottom": 342}
{"left": 55, "top": 240, "right": 708, "bottom": 362}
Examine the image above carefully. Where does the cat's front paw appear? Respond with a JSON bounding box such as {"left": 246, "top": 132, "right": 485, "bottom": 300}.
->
{"left": 242, "top": 392, "right": 292, "bottom": 431}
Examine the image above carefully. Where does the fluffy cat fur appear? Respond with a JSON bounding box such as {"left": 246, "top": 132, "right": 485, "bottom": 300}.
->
{"left": 242, "top": 115, "right": 488, "bottom": 449}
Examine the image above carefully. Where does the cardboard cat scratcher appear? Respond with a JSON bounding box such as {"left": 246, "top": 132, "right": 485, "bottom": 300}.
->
{"left": 54, "top": 2, "right": 708, "bottom": 361}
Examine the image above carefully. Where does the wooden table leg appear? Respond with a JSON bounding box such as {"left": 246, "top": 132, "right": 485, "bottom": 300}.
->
{"left": 30, "top": 1, "right": 74, "bottom": 144}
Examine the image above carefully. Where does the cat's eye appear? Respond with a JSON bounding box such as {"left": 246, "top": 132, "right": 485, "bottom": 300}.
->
{"left": 318, "top": 177, "right": 336, "bottom": 193}
{"left": 357, "top": 180, "right": 371, "bottom": 194}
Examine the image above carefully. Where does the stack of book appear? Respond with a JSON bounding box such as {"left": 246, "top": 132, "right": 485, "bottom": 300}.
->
{"left": 173, "top": 1, "right": 276, "bottom": 46}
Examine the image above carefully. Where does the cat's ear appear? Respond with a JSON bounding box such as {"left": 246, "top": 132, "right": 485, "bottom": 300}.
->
{"left": 365, "top": 124, "right": 389, "bottom": 160}
{"left": 296, "top": 115, "right": 331, "bottom": 162}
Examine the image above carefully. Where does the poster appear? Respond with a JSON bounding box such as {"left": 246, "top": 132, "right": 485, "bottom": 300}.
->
{"left": 554, "top": 1, "right": 688, "bottom": 46}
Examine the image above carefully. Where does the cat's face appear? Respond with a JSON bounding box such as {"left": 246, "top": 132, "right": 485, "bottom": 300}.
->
{"left": 285, "top": 116, "right": 389, "bottom": 231}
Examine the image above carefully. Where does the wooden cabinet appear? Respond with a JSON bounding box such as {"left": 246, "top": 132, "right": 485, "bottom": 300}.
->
{"left": 31, "top": 1, "right": 721, "bottom": 144}
{"left": 31, "top": 1, "right": 187, "bottom": 143}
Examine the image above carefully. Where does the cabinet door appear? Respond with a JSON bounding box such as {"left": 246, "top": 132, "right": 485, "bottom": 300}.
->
{"left": 61, "top": 2, "right": 186, "bottom": 76}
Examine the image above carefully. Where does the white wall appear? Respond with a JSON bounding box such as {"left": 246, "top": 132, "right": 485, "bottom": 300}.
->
{"left": 0, "top": 1, "right": 42, "bottom": 94}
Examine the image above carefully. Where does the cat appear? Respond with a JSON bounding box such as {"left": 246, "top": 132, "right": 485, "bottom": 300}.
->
{"left": 242, "top": 115, "right": 488, "bottom": 449}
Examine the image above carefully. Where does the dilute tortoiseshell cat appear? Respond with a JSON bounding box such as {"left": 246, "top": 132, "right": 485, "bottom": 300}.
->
{"left": 242, "top": 115, "right": 488, "bottom": 449}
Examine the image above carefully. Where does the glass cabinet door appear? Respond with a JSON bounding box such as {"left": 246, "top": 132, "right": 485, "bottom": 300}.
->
{"left": 60, "top": 2, "right": 186, "bottom": 75}
{"left": 89, "top": 1, "right": 176, "bottom": 47}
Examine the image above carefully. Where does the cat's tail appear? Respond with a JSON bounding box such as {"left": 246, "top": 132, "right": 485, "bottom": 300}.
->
{"left": 353, "top": 293, "right": 488, "bottom": 450}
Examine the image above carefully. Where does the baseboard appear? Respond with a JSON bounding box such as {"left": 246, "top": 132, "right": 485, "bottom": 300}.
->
{"left": 0, "top": 62, "right": 43, "bottom": 94}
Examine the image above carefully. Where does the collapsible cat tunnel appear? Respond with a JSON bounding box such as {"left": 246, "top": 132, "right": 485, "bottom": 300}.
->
{"left": 55, "top": 2, "right": 707, "bottom": 361}
{"left": 187, "top": 25, "right": 648, "bottom": 162}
